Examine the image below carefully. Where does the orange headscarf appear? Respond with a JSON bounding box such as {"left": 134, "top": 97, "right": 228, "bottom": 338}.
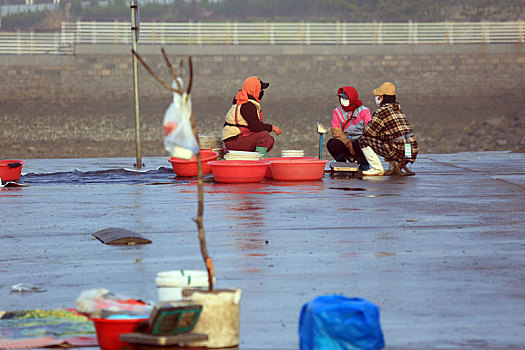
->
{"left": 235, "top": 76, "right": 261, "bottom": 105}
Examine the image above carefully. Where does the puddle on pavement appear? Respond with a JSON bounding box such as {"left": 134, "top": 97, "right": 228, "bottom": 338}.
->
{"left": 328, "top": 187, "right": 401, "bottom": 198}
{"left": 329, "top": 187, "right": 366, "bottom": 191}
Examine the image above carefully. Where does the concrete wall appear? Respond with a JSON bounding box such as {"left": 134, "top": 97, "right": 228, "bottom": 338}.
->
{"left": 0, "top": 44, "right": 525, "bottom": 100}
{"left": 0, "top": 45, "right": 525, "bottom": 100}
{"left": 1, "top": 44, "right": 524, "bottom": 102}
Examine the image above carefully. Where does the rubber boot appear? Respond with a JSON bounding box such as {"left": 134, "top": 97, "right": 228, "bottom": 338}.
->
{"left": 255, "top": 146, "right": 268, "bottom": 158}
{"left": 352, "top": 139, "right": 368, "bottom": 170}
{"left": 358, "top": 160, "right": 370, "bottom": 171}
{"left": 361, "top": 146, "right": 384, "bottom": 176}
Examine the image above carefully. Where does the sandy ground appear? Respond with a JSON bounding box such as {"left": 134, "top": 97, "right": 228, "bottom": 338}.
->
{"left": 1, "top": 95, "right": 524, "bottom": 160}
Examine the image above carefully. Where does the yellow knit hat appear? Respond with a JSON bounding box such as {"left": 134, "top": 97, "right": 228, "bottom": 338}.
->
{"left": 373, "top": 82, "right": 395, "bottom": 96}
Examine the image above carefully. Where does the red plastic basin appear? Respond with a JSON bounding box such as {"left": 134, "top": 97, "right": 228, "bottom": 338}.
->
{"left": 268, "top": 159, "right": 329, "bottom": 181}
{"left": 92, "top": 317, "right": 148, "bottom": 350}
{"left": 264, "top": 157, "right": 318, "bottom": 179}
{"left": 209, "top": 160, "right": 269, "bottom": 183}
{"left": 0, "top": 160, "right": 26, "bottom": 182}
{"left": 168, "top": 150, "right": 219, "bottom": 177}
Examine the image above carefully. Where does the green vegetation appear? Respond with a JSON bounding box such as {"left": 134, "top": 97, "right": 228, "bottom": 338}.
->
{"left": 2, "top": 0, "right": 523, "bottom": 32}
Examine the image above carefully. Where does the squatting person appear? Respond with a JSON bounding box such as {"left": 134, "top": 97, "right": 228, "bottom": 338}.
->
{"left": 359, "top": 82, "right": 419, "bottom": 176}
{"left": 327, "top": 86, "right": 372, "bottom": 171}
{"left": 222, "top": 76, "right": 283, "bottom": 158}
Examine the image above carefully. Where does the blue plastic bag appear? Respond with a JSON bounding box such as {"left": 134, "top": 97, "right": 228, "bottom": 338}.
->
{"left": 299, "top": 295, "right": 385, "bottom": 350}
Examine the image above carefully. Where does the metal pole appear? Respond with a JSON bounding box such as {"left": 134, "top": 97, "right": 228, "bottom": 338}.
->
{"left": 317, "top": 121, "right": 323, "bottom": 160}
{"left": 319, "top": 134, "right": 323, "bottom": 159}
{"left": 130, "top": 0, "right": 142, "bottom": 169}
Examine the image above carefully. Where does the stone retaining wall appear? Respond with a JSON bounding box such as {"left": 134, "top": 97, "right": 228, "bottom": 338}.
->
{"left": 1, "top": 44, "right": 523, "bottom": 101}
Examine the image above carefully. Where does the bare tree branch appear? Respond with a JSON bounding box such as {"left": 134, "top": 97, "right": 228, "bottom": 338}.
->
{"left": 133, "top": 47, "right": 214, "bottom": 291}
{"left": 187, "top": 57, "right": 194, "bottom": 95}
{"left": 161, "top": 48, "right": 183, "bottom": 92}
{"left": 132, "top": 49, "right": 183, "bottom": 94}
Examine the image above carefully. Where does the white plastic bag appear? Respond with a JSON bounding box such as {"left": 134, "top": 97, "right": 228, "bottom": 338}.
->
{"left": 75, "top": 288, "right": 153, "bottom": 318}
{"left": 163, "top": 78, "right": 199, "bottom": 160}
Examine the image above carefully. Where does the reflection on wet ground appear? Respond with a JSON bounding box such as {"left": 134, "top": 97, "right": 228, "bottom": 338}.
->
{"left": 209, "top": 181, "right": 326, "bottom": 195}
{"left": 2, "top": 153, "right": 525, "bottom": 349}
{"left": 221, "top": 194, "right": 267, "bottom": 253}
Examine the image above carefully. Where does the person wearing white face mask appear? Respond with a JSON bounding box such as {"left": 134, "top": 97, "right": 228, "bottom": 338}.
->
{"left": 375, "top": 95, "right": 383, "bottom": 107}
{"left": 326, "top": 86, "right": 372, "bottom": 171}
{"left": 359, "top": 82, "right": 419, "bottom": 176}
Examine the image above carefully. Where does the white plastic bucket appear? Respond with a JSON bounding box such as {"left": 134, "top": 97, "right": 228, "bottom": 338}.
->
{"left": 155, "top": 270, "right": 214, "bottom": 303}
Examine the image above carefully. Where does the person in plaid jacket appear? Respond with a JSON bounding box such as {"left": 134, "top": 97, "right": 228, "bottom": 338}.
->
{"left": 358, "top": 82, "right": 419, "bottom": 176}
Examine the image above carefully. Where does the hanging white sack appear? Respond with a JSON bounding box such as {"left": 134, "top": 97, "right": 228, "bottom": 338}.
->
{"left": 163, "top": 78, "right": 199, "bottom": 160}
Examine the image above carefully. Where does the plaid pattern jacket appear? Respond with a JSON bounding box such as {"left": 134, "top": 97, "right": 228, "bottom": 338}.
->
{"left": 361, "top": 103, "right": 418, "bottom": 161}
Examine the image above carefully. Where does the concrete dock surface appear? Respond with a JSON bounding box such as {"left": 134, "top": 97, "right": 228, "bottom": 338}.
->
{"left": 1, "top": 151, "right": 524, "bottom": 349}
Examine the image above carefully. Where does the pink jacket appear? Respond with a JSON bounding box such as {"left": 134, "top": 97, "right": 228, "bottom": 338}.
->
{"left": 331, "top": 105, "right": 372, "bottom": 140}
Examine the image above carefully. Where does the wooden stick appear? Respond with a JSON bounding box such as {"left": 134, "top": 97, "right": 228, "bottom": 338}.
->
{"left": 187, "top": 57, "right": 194, "bottom": 95}
{"left": 131, "top": 49, "right": 183, "bottom": 94}
{"left": 190, "top": 111, "right": 214, "bottom": 291}
{"left": 132, "top": 48, "right": 214, "bottom": 291}
{"left": 186, "top": 57, "right": 214, "bottom": 291}
{"left": 161, "top": 48, "right": 183, "bottom": 92}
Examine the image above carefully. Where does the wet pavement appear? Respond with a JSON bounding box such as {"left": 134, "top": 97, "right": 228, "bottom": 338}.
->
{"left": 1, "top": 151, "right": 524, "bottom": 349}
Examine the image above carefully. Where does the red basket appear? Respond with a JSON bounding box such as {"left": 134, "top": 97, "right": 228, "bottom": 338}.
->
{"left": 264, "top": 157, "right": 318, "bottom": 179}
{"left": 209, "top": 160, "right": 269, "bottom": 183}
{"left": 168, "top": 150, "right": 219, "bottom": 177}
{"left": 0, "top": 160, "right": 26, "bottom": 182}
{"left": 91, "top": 317, "right": 148, "bottom": 350}
{"left": 268, "top": 159, "right": 329, "bottom": 181}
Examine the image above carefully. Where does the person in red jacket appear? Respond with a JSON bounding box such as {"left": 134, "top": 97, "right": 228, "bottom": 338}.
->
{"left": 222, "top": 76, "right": 283, "bottom": 158}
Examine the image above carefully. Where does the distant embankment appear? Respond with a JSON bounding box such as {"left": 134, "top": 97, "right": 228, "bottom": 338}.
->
{"left": 1, "top": 44, "right": 523, "bottom": 159}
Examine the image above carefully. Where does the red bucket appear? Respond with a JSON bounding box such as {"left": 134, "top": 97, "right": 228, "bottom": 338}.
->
{"left": 209, "top": 160, "right": 269, "bottom": 183}
{"left": 264, "top": 157, "right": 318, "bottom": 179}
{"left": 91, "top": 317, "right": 148, "bottom": 350}
{"left": 168, "top": 150, "right": 219, "bottom": 177}
{"left": 0, "top": 160, "right": 26, "bottom": 182}
{"left": 268, "top": 159, "right": 329, "bottom": 181}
